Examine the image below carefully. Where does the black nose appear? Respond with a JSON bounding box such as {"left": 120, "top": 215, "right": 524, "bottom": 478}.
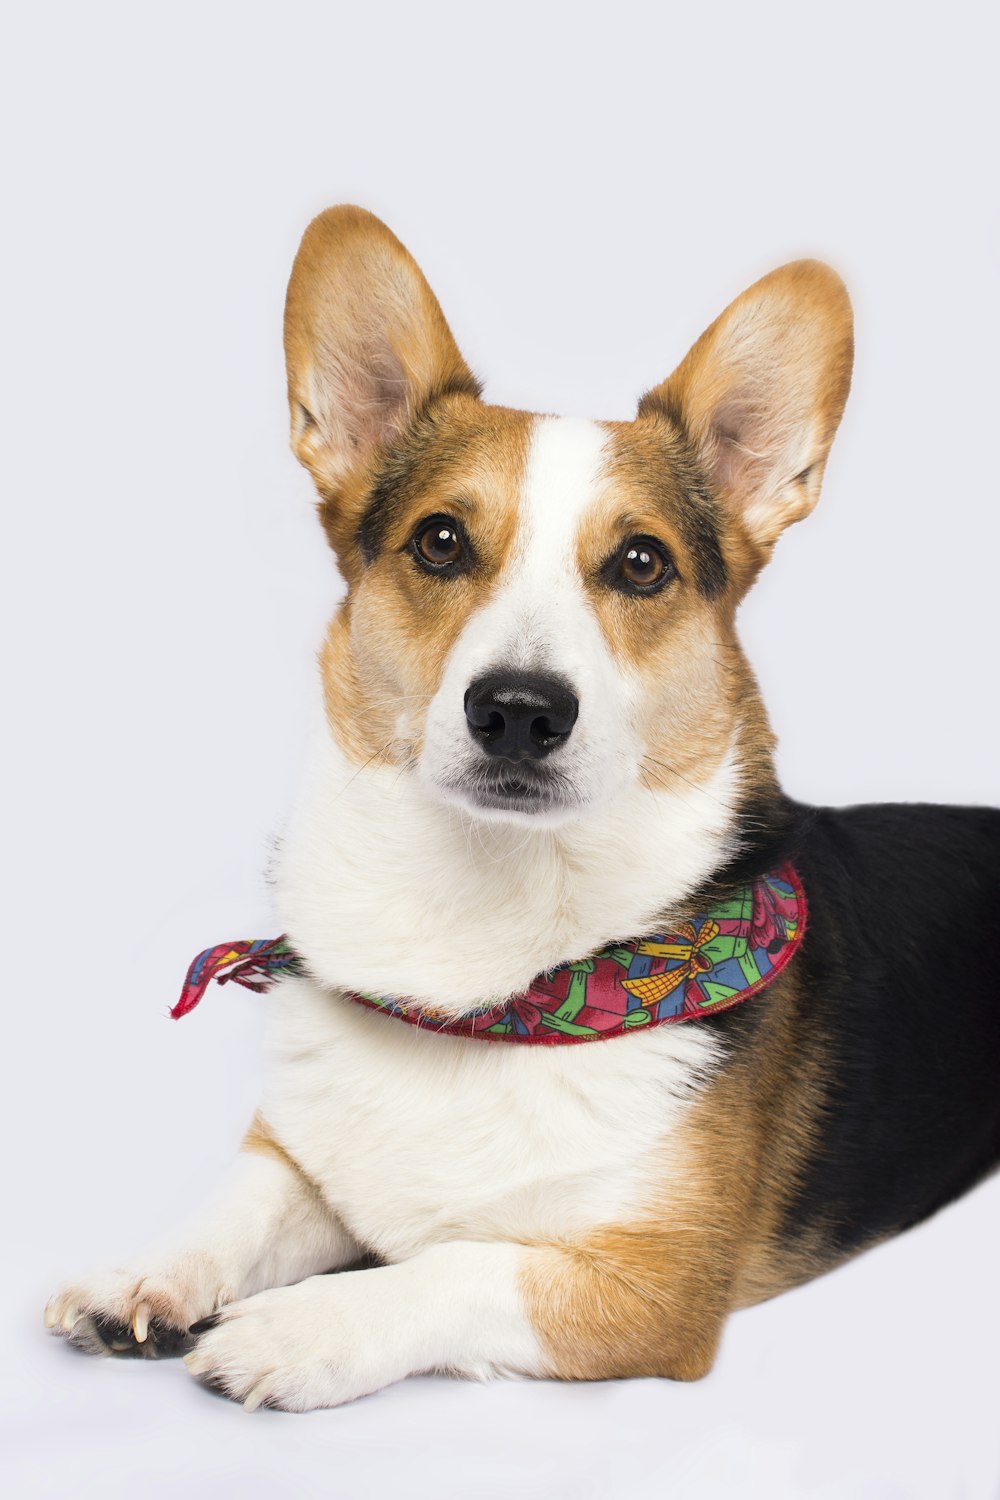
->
{"left": 464, "top": 671, "right": 579, "bottom": 762}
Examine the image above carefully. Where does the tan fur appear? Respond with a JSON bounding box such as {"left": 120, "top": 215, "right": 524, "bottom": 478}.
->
{"left": 318, "top": 398, "right": 531, "bottom": 765}
{"left": 573, "top": 418, "right": 781, "bottom": 809}
{"left": 522, "top": 965, "right": 843, "bottom": 1380}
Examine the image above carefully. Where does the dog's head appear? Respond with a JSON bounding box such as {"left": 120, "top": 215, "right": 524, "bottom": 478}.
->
{"left": 284, "top": 208, "right": 852, "bottom": 829}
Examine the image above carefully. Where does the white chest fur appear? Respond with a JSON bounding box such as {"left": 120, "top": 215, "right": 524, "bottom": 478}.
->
{"left": 261, "top": 975, "right": 721, "bottom": 1261}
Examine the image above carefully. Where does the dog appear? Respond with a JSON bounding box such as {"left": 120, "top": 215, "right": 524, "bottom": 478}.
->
{"left": 45, "top": 207, "right": 1000, "bottom": 1410}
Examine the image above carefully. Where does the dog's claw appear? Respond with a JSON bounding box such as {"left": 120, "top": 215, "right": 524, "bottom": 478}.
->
{"left": 188, "top": 1312, "right": 221, "bottom": 1336}
{"left": 243, "top": 1382, "right": 268, "bottom": 1413}
{"left": 44, "top": 1294, "right": 85, "bottom": 1337}
{"left": 133, "top": 1302, "right": 150, "bottom": 1344}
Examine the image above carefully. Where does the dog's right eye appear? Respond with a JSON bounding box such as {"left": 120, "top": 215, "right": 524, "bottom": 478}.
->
{"left": 412, "top": 516, "right": 467, "bottom": 572}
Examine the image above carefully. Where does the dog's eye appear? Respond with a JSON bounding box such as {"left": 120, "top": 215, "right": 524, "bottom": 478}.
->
{"left": 412, "top": 516, "right": 465, "bottom": 571}
{"left": 611, "top": 536, "right": 675, "bottom": 595}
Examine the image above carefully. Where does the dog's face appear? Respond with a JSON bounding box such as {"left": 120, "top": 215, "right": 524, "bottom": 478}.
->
{"left": 284, "top": 209, "right": 852, "bottom": 826}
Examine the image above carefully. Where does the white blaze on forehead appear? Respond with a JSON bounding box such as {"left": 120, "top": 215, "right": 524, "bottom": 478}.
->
{"left": 480, "top": 415, "right": 611, "bottom": 674}
{"left": 518, "top": 415, "right": 610, "bottom": 571}
{"left": 425, "top": 415, "right": 615, "bottom": 691}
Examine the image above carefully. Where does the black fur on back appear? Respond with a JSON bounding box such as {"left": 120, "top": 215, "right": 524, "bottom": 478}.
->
{"left": 770, "top": 803, "right": 1000, "bottom": 1254}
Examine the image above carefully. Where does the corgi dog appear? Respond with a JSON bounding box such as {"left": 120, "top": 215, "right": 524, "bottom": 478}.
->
{"left": 46, "top": 207, "right": 1000, "bottom": 1411}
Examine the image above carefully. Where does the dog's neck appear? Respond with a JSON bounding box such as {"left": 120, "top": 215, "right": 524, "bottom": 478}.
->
{"left": 274, "top": 721, "right": 748, "bottom": 1019}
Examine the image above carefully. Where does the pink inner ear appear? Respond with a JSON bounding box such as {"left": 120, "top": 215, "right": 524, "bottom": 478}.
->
{"left": 703, "top": 390, "right": 773, "bottom": 496}
{"left": 646, "top": 261, "right": 852, "bottom": 547}
{"left": 336, "top": 338, "right": 409, "bottom": 456}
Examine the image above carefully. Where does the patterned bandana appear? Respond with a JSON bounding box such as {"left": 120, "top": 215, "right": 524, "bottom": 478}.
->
{"left": 172, "top": 865, "right": 805, "bottom": 1044}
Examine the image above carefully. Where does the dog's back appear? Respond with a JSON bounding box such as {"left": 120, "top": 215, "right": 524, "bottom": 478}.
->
{"left": 786, "top": 803, "right": 1000, "bottom": 1250}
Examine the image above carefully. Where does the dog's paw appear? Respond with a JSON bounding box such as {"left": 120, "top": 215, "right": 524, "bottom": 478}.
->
{"left": 183, "top": 1276, "right": 392, "bottom": 1411}
{"left": 44, "top": 1255, "right": 231, "bottom": 1359}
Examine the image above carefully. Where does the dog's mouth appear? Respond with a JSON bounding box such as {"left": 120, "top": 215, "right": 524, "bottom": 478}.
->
{"left": 449, "top": 763, "right": 572, "bottom": 818}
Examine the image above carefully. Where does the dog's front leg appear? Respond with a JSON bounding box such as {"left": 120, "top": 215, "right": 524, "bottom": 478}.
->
{"left": 44, "top": 1122, "right": 357, "bottom": 1358}
{"left": 183, "top": 1232, "right": 729, "bottom": 1410}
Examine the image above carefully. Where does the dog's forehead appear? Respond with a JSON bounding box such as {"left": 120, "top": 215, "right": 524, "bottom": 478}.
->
{"left": 356, "top": 401, "right": 727, "bottom": 600}
{"left": 515, "top": 415, "right": 612, "bottom": 555}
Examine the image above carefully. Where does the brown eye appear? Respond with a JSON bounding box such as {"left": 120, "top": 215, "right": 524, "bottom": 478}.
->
{"left": 413, "top": 516, "right": 465, "bottom": 571}
{"left": 617, "top": 536, "right": 673, "bottom": 593}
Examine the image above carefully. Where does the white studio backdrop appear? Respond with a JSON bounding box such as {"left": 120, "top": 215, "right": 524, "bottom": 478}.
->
{"left": 2, "top": 3, "right": 998, "bottom": 1497}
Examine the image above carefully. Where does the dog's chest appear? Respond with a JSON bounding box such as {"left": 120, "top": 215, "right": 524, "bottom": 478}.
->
{"left": 261, "top": 977, "right": 720, "bottom": 1260}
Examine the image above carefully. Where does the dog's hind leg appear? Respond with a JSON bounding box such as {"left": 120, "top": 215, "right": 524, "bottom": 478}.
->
{"left": 44, "top": 1115, "right": 357, "bottom": 1359}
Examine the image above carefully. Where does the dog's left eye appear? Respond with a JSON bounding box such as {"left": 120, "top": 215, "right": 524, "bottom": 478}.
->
{"left": 412, "top": 516, "right": 466, "bottom": 572}
{"left": 607, "top": 536, "right": 675, "bottom": 595}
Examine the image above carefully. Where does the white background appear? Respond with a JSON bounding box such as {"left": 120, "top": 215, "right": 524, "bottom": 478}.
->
{"left": 3, "top": 2, "right": 998, "bottom": 1496}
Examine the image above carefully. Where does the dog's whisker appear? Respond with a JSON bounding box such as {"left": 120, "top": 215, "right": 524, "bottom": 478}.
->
{"left": 334, "top": 740, "right": 395, "bottom": 799}
{"left": 640, "top": 754, "right": 742, "bottom": 812}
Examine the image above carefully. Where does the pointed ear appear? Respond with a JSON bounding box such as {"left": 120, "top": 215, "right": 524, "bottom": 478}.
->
{"left": 283, "top": 206, "right": 481, "bottom": 491}
{"left": 639, "top": 262, "right": 853, "bottom": 553}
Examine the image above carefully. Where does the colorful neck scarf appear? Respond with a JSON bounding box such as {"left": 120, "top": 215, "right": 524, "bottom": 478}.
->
{"left": 172, "top": 865, "right": 805, "bottom": 1044}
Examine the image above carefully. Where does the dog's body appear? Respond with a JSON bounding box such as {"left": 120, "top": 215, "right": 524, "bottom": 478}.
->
{"left": 46, "top": 209, "right": 1000, "bottom": 1409}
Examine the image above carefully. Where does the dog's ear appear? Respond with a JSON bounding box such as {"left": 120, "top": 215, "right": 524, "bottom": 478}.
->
{"left": 284, "top": 206, "right": 480, "bottom": 492}
{"left": 639, "top": 262, "right": 853, "bottom": 553}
